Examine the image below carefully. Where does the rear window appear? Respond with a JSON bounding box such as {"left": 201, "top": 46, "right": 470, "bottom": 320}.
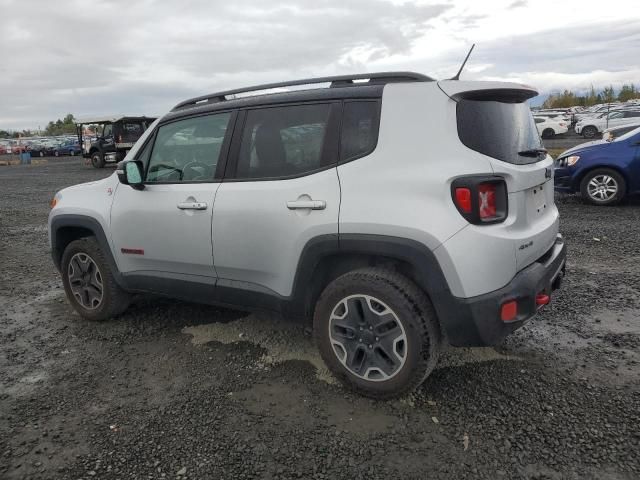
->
{"left": 457, "top": 99, "right": 543, "bottom": 165}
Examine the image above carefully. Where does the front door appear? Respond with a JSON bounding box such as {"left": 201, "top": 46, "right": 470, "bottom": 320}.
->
{"left": 110, "top": 111, "right": 235, "bottom": 280}
{"left": 212, "top": 103, "right": 341, "bottom": 298}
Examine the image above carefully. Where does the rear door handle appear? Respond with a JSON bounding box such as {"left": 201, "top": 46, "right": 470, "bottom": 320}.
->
{"left": 177, "top": 201, "right": 208, "bottom": 210}
{"left": 286, "top": 200, "right": 326, "bottom": 210}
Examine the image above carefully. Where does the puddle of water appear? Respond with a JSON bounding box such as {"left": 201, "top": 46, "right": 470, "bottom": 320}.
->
{"left": 183, "top": 313, "right": 336, "bottom": 384}
{"left": 183, "top": 314, "right": 521, "bottom": 386}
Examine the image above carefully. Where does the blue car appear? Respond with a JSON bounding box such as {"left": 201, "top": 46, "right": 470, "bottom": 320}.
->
{"left": 554, "top": 126, "right": 640, "bottom": 205}
{"left": 54, "top": 142, "right": 82, "bottom": 157}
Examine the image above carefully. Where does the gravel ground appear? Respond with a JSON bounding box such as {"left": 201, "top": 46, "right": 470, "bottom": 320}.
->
{"left": 1, "top": 158, "right": 639, "bottom": 480}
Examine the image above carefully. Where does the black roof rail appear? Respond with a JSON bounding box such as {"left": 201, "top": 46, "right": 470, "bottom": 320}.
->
{"left": 171, "top": 71, "right": 433, "bottom": 111}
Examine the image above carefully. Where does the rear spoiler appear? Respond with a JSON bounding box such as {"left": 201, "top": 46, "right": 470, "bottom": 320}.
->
{"left": 438, "top": 80, "right": 538, "bottom": 103}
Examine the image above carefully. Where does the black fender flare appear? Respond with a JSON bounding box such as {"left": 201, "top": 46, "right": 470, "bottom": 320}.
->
{"left": 50, "top": 214, "right": 124, "bottom": 287}
{"left": 288, "top": 233, "right": 456, "bottom": 322}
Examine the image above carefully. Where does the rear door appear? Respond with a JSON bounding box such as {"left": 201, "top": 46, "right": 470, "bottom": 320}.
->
{"left": 442, "top": 81, "right": 559, "bottom": 271}
{"left": 211, "top": 102, "right": 341, "bottom": 297}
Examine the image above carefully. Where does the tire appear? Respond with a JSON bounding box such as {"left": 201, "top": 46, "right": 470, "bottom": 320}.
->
{"left": 314, "top": 267, "right": 440, "bottom": 399}
{"left": 91, "top": 151, "right": 105, "bottom": 168}
{"left": 541, "top": 128, "right": 555, "bottom": 139}
{"left": 69, "top": 150, "right": 74, "bottom": 156}
{"left": 580, "top": 168, "right": 626, "bottom": 206}
{"left": 60, "top": 237, "right": 130, "bottom": 321}
{"left": 582, "top": 126, "right": 598, "bottom": 138}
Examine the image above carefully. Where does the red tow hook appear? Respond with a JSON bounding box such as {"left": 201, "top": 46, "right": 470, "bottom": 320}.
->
{"left": 536, "top": 293, "right": 550, "bottom": 306}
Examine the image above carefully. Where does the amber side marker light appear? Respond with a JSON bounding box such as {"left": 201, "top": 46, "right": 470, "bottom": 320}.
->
{"left": 50, "top": 197, "right": 58, "bottom": 208}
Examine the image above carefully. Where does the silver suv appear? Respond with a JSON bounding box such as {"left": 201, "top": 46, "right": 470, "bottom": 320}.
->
{"left": 49, "top": 72, "right": 566, "bottom": 399}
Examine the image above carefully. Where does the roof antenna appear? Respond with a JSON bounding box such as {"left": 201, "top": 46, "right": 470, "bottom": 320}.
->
{"left": 449, "top": 44, "right": 475, "bottom": 80}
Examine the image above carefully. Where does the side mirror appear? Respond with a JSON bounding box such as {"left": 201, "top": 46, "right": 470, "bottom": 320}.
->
{"left": 117, "top": 161, "right": 144, "bottom": 190}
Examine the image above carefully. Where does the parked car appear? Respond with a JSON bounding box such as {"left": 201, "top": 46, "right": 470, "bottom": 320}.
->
{"left": 555, "top": 126, "right": 640, "bottom": 205}
{"left": 54, "top": 141, "right": 82, "bottom": 157}
{"left": 602, "top": 123, "right": 640, "bottom": 141}
{"left": 575, "top": 110, "right": 640, "bottom": 138}
{"left": 49, "top": 72, "right": 566, "bottom": 399}
{"left": 27, "top": 142, "right": 56, "bottom": 157}
{"left": 534, "top": 116, "right": 568, "bottom": 138}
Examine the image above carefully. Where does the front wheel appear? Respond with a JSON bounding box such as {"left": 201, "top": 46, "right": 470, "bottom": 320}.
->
{"left": 61, "top": 237, "right": 130, "bottom": 321}
{"left": 580, "top": 168, "right": 626, "bottom": 206}
{"left": 91, "top": 152, "right": 105, "bottom": 168}
{"left": 582, "top": 126, "right": 598, "bottom": 138}
{"left": 314, "top": 268, "right": 440, "bottom": 399}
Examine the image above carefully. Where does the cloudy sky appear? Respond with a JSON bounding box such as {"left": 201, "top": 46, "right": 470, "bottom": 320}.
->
{"left": 1, "top": 0, "right": 639, "bottom": 130}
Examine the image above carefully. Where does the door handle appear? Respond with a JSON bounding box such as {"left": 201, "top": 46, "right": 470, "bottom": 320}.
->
{"left": 286, "top": 200, "right": 326, "bottom": 210}
{"left": 177, "top": 201, "right": 208, "bottom": 210}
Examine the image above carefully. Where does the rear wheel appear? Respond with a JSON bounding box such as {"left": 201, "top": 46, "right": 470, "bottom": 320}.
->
{"left": 541, "top": 128, "right": 555, "bottom": 139}
{"left": 580, "top": 168, "right": 626, "bottom": 206}
{"left": 582, "top": 125, "right": 598, "bottom": 138}
{"left": 314, "top": 267, "right": 440, "bottom": 399}
{"left": 69, "top": 150, "right": 74, "bottom": 156}
{"left": 91, "top": 151, "right": 105, "bottom": 168}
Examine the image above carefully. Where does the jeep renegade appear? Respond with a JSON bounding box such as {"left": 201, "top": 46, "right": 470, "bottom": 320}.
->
{"left": 49, "top": 72, "right": 566, "bottom": 399}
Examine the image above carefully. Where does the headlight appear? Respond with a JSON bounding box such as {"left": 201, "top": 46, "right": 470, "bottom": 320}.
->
{"left": 566, "top": 155, "right": 580, "bottom": 166}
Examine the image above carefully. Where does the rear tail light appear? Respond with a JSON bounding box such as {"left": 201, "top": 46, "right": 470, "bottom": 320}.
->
{"left": 454, "top": 188, "right": 472, "bottom": 213}
{"left": 452, "top": 176, "right": 508, "bottom": 224}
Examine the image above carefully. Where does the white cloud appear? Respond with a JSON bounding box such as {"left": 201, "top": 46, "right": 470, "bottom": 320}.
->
{"left": 0, "top": 0, "right": 638, "bottom": 130}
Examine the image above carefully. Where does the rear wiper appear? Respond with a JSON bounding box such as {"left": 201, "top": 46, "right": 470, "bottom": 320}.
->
{"left": 518, "top": 148, "right": 548, "bottom": 157}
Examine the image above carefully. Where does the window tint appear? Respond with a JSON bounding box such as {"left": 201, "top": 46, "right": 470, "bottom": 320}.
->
{"left": 341, "top": 101, "right": 379, "bottom": 161}
{"left": 146, "top": 112, "right": 231, "bottom": 183}
{"left": 624, "top": 111, "right": 640, "bottom": 118}
{"left": 457, "top": 99, "right": 543, "bottom": 165}
{"left": 236, "top": 104, "right": 331, "bottom": 179}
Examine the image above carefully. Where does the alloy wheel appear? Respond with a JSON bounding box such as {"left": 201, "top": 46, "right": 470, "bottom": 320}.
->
{"left": 328, "top": 294, "right": 407, "bottom": 381}
{"left": 67, "top": 253, "right": 104, "bottom": 310}
{"left": 587, "top": 174, "right": 618, "bottom": 202}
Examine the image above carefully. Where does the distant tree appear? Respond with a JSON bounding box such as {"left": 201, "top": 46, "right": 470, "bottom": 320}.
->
{"left": 618, "top": 84, "right": 639, "bottom": 102}
{"left": 601, "top": 85, "right": 616, "bottom": 103}
{"left": 44, "top": 114, "right": 76, "bottom": 136}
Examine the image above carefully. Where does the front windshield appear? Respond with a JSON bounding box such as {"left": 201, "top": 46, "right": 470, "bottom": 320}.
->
{"left": 614, "top": 125, "right": 640, "bottom": 142}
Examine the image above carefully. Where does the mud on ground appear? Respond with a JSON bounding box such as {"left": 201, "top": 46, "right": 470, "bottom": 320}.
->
{"left": 1, "top": 158, "right": 639, "bottom": 479}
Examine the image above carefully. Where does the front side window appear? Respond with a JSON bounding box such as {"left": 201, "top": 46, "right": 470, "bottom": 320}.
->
{"left": 341, "top": 101, "right": 379, "bottom": 162}
{"left": 146, "top": 112, "right": 231, "bottom": 183}
{"left": 236, "top": 104, "right": 331, "bottom": 179}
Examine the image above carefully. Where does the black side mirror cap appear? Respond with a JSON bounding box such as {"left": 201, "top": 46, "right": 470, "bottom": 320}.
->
{"left": 116, "top": 160, "right": 145, "bottom": 190}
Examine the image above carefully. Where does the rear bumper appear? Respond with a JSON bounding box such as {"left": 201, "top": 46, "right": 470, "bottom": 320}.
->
{"left": 441, "top": 234, "right": 566, "bottom": 347}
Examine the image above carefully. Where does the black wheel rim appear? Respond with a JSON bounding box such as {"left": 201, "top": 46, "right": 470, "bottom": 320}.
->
{"left": 328, "top": 294, "right": 407, "bottom": 381}
{"left": 67, "top": 253, "right": 104, "bottom": 309}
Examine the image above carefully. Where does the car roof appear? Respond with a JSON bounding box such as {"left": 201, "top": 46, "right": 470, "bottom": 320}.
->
{"left": 162, "top": 72, "right": 433, "bottom": 123}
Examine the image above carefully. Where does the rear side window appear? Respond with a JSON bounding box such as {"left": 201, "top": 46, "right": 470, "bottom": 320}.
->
{"left": 236, "top": 104, "right": 332, "bottom": 179}
{"left": 340, "top": 101, "right": 380, "bottom": 162}
{"left": 457, "top": 99, "right": 543, "bottom": 165}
